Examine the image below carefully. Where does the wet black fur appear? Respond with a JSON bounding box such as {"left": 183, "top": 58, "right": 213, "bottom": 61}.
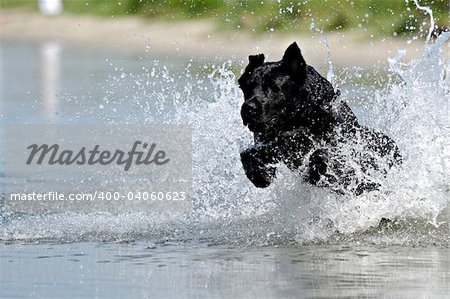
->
{"left": 239, "top": 42, "right": 401, "bottom": 195}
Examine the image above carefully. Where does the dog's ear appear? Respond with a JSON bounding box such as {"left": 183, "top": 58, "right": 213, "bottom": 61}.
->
{"left": 282, "top": 42, "right": 307, "bottom": 83}
{"left": 248, "top": 54, "right": 265, "bottom": 68}
{"left": 239, "top": 54, "right": 265, "bottom": 87}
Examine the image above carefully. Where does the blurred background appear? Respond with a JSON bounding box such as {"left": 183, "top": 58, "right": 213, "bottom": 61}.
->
{"left": 1, "top": 0, "right": 449, "bottom": 37}
{"left": 1, "top": 0, "right": 448, "bottom": 69}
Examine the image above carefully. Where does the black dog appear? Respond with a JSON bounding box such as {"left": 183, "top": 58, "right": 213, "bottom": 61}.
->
{"left": 239, "top": 42, "right": 401, "bottom": 195}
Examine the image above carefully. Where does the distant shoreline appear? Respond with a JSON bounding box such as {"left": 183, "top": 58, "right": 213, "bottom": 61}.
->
{"left": 0, "top": 10, "right": 444, "bottom": 70}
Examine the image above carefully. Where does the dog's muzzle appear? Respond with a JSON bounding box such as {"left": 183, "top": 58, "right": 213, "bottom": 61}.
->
{"left": 241, "top": 98, "right": 264, "bottom": 132}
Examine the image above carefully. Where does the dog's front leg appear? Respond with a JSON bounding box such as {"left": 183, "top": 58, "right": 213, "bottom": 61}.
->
{"left": 305, "top": 148, "right": 331, "bottom": 186}
{"left": 277, "top": 128, "right": 315, "bottom": 172}
{"left": 240, "top": 144, "right": 279, "bottom": 188}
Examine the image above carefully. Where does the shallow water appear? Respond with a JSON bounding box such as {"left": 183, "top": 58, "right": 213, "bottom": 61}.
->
{"left": 1, "top": 242, "right": 449, "bottom": 298}
{"left": 0, "top": 36, "right": 449, "bottom": 297}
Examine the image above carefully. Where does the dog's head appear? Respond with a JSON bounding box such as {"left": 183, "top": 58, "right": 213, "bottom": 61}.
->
{"left": 239, "top": 42, "right": 338, "bottom": 138}
{"left": 238, "top": 42, "right": 308, "bottom": 135}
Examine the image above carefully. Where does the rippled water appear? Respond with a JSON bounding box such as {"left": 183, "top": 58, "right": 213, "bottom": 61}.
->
{"left": 1, "top": 242, "right": 449, "bottom": 298}
{"left": 0, "top": 32, "right": 449, "bottom": 297}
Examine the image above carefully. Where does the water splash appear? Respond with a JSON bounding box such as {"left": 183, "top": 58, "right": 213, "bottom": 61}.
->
{"left": 412, "top": 0, "right": 435, "bottom": 43}
{"left": 1, "top": 34, "right": 449, "bottom": 247}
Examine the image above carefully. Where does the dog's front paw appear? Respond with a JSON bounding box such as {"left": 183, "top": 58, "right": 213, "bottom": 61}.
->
{"left": 240, "top": 147, "right": 278, "bottom": 188}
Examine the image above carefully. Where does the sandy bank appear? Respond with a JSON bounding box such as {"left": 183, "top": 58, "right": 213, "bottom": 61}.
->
{"left": 0, "top": 10, "right": 443, "bottom": 69}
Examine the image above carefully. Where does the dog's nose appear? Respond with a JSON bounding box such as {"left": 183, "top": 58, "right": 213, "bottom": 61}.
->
{"left": 241, "top": 98, "right": 262, "bottom": 126}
